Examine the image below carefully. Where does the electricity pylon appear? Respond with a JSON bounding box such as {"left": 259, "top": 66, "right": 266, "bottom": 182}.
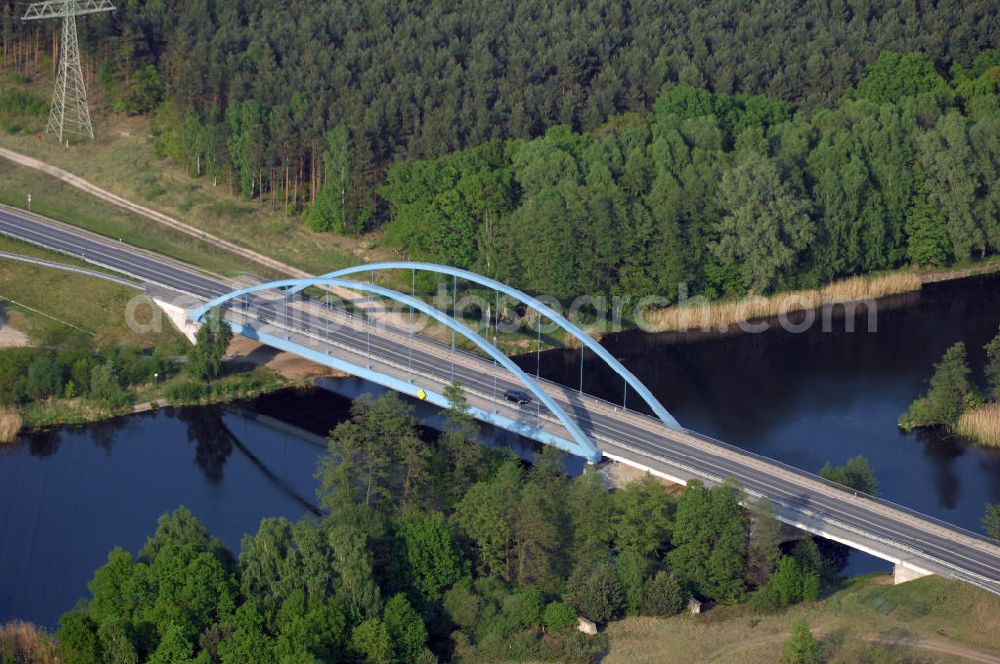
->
{"left": 22, "top": 0, "right": 115, "bottom": 142}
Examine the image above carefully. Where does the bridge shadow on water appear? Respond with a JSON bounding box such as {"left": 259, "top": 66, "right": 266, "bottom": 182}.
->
{"left": 176, "top": 406, "right": 323, "bottom": 515}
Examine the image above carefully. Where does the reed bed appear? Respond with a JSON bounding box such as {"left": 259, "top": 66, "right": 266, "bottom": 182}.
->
{"left": 957, "top": 403, "right": 1000, "bottom": 447}
{"left": 644, "top": 271, "right": 922, "bottom": 333}
{"left": 0, "top": 406, "right": 22, "bottom": 444}
{"left": 0, "top": 621, "right": 57, "bottom": 664}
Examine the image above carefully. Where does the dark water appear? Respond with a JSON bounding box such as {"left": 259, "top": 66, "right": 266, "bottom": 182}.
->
{"left": 0, "top": 395, "right": 346, "bottom": 628}
{"left": 2, "top": 272, "right": 998, "bottom": 627}
{"left": 0, "top": 385, "right": 552, "bottom": 629}
{"left": 525, "top": 272, "right": 1000, "bottom": 552}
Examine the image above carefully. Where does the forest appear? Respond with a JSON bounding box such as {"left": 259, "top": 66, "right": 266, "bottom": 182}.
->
{"left": 51, "top": 388, "right": 862, "bottom": 663}
{"left": 379, "top": 55, "right": 999, "bottom": 300}
{"left": 0, "top": 1, "right": 998, "bottom": 300}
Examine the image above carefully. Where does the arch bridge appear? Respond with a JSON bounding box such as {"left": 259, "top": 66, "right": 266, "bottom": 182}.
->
{"left": 4, "top": 207, "right": 996, "bottom": 596}
{"left": 189, "top": 262, "right": 683, "bottom": 463}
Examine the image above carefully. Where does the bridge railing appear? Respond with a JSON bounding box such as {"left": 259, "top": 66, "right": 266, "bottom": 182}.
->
{"left": 238, "top": 287, "right": 998, "bottom": 548}
{"left": 282, "top": 290, "right": 667, "bottom": 421}
{"left": 684, "top": 428, "right": 998, "bottom": 546}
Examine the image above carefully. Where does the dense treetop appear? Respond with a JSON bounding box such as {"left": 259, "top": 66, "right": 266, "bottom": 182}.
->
{"left": 381, "top": 55, "right": 999, "bottom": 299}
{"left": 2, "top": 1, "right": 997, "bottom": 220}
{"left": 1, "top": 2, "right": 998, "bottom": 302}
{"left": 54, "top": 389, "right": 845, "bottom": 662}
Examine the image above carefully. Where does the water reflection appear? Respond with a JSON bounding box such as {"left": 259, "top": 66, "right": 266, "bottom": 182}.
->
{"left": 177, "top": 407, "right": 233, "bottom": 484}
{"left": 0, "top": 399, "right": 334, "bottom": 628}
{"left": 524, "top": 272, "right": 1000, "bottom": 533}
{"left": 915, "top": 431, "right": 963, "bottom": 511}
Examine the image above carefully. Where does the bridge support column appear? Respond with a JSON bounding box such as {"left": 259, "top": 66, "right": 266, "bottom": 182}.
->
{"left": 893, "top": 560, "right": 932, "bottom": 585}
{"left": 153, "top": 295, "right": 200, "bottom": 344}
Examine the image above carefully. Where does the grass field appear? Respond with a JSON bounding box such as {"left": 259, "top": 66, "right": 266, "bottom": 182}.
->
{"left": 0, "top": 108, "right": 375, "bottom": 276}
{"left": 602, "top": 575, "right": 1000, "bottom": 663}
{"left": 0, "top": 161, "right": 266, "bottom": 277}
{"left": 0, "top": 233, "right": 183, "bottom": 347}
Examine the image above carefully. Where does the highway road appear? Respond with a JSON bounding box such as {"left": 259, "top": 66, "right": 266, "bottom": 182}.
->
{"left": 3, "top": 204, "right": 1000, "bottom": 595}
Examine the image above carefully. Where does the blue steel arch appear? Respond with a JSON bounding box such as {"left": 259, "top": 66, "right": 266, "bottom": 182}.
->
{"left": 189, "top": 277, "right": 603, "bottom": 462}
{"left": 295, "top": 262, "right": 681, "bottom": 432}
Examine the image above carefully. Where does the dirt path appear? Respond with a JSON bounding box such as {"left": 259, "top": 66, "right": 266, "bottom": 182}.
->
{"left": 225, "top": 337, "right": 348, "bottom": 381}
{"left": 713, "top": 623, "right": 1000, "bottom": 664}
{"left": 0, "top": 146, "right": 376, "bottom": 305}
{"left": 866, "top": 634, "right": 1000, "bottom": 664}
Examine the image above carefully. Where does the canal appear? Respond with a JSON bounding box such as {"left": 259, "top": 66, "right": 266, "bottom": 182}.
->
{"left": 1, "top": 271, "right": 998, "bottom": 628}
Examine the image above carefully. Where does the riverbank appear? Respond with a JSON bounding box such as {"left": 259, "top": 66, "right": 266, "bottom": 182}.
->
{"left": 12, "top": 366, "right": 294, "bottom": 431}
{"left": 8, "top": 337, "right": 347, "bottom": 435}
{"left": 957, "top": 402, "right": 1000, "bottom": 447}
{"left": 0, "top": 621, "right": 55, "bottom": 663}
{"left": 640, "top": 264, "right": 1000, "bottom": 335}
{"left": 0, "top": 406, "right": 21, "bottom": 443}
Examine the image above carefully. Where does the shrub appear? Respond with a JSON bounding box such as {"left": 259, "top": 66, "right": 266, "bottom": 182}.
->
{"left": 781, "top": 618, "right": 823, "bottom": 663}
{"left": 752, "top": 556, "right": 821, "bottom": 610}
{"left": 165, "top": 381, "right": 210, "bottom": 404}
{"left": 640, "top": 571, "right": 685, "bottom": 617}
{"left": 538, "top": 630, "right": 609, "bottom": 664}
{"left": 566, "top": 563, "right": 626, "bottom": 624}
{"left": 25, "top": 356, "right": 63, "bottom": 401}
{"left": 88, "top": 364, "right": 130, "bottom": 411}
{"left": 502, "top": 588, "right": 543, "bottom": 629}
{"left": 542, "top": 601, "right": 578, "bottom": 632}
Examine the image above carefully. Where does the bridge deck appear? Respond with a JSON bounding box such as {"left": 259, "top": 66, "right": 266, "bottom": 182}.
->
{"left": 2, "top": 204, "right": 1000, "bottom": 595}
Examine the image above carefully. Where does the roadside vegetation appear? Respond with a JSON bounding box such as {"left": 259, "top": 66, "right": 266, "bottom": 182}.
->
{"left": 40, "top": 388, "right": 1000, "bottom": 663}
{"left": 0, "top": 238, "right": 295, "bottom": 432}
{"left": 985, "top": 505, "right": 1000, "bottom": 543}
{"left": 818, "top": 456, "right": 880, "bottom": 497}
{"left": 50, "top": 387, "right": 841, "bottom": 662}
{"left": 900, "top": 326, "right": 1000, "bottom": 447}
{"left": 0, "top": 161, "right": 270, "bottom": 278}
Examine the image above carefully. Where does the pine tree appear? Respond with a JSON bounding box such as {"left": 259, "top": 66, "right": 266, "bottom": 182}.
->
{"left": 639, "top": 571, "right": 685, "bottom": 616}
{"left": 781, "top": 619, "right": 823, "bottom": 664}
{"left": 984, "top": 328, "right": 1000, "bottom": 399}
{"left": 900, "top": 342, "right": 977, "bottom": 430}
{"left": 984, "top": 504, "right": 1000, "bottom": 542}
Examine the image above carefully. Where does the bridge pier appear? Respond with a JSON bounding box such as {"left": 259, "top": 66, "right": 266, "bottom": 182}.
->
{"left": 152, "top": 293, "right": 200, "bottom": 344}
{"left": 893, "top": 560, "right": 933, "bottom": 585}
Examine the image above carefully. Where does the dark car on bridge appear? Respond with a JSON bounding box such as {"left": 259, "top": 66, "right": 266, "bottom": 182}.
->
{"left": 503, "top": 389, "right": 532, "bottom": 405}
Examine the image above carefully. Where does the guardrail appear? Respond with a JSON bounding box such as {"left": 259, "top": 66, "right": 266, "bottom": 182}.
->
{"left": 261, "top": 288, "right": 1000, "bottom": 549}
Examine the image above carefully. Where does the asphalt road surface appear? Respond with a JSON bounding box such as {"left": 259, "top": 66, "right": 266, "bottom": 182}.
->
{"left": 3, "top": 204, "right": 1000, "bottom": 595}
